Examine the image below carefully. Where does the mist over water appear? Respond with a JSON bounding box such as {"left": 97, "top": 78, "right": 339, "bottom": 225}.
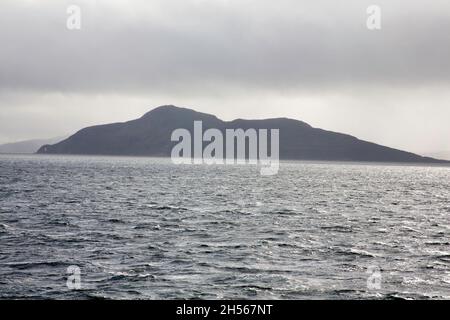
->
{"left": 0, "top": 155, "right": 449, "bottom": 299}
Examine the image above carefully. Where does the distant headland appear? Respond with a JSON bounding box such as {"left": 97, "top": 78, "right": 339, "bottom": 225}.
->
{"left": 37, "top": 105, "right": 449, "bottom": 164}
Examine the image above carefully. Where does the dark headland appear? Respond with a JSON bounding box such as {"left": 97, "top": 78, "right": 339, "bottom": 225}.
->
{"left": 37, "top": 105, "right": 449, "bottom": 164}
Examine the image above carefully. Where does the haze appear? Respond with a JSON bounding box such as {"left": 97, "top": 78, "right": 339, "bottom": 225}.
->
{"left": 1, "top": 0, "right": 449, "bottom": 156}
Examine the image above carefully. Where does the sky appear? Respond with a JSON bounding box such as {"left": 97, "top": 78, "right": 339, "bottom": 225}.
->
{"left": 1, "top": 0, "right": 449, "bottom": 156}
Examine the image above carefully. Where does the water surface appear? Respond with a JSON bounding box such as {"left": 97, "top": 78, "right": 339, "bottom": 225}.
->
{"left": 1, "top": 154, "right": 449, "bottom": 299}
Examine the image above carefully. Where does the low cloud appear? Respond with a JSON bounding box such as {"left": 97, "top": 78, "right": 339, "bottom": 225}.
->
{"left": 0, "top": 0, "right": 449, "bottom": 154}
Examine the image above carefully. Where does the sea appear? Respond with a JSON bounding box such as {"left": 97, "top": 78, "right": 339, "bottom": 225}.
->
{"left": 0, "top": 154, "right": 449, "bottom": 299}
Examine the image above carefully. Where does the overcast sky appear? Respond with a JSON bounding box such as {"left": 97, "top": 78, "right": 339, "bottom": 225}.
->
{"left": 1, "top": 0, "right": 449, "bottom": 155}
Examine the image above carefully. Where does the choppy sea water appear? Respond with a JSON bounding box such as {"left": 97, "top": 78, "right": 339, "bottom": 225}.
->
{"left": 0, "top": 154, "right": 449, "bottom": 299}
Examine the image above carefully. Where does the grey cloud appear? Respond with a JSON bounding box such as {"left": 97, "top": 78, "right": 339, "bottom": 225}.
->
{"left": 0, "top": 0, "right": 449, "bottom": 156}
{"left": 1, "top": 0, "right": 450, "bottom": 94}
